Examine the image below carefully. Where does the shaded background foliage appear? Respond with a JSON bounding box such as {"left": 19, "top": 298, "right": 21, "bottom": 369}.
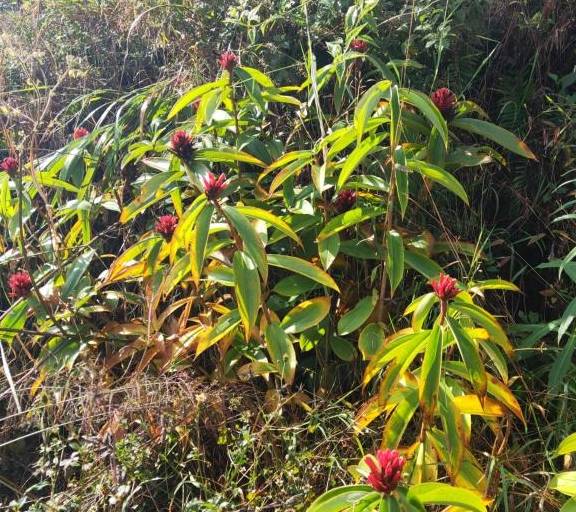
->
{"left": 0, "top": 0, "right": 575, "bottom": 510}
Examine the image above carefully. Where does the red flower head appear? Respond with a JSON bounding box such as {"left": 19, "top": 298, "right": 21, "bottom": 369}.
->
{"left": 73, "top": 127, "right": 90, "bottom": 140}
{"left": 218, "top": 51, "right": 238, "bottom": 72}
{"left": 1, "top": 157, "right": 18, "bottom": 174}
{"left": 155, "top": 215, "right": 179, "bottom": 239}
{"left": 8, "top": 271, "right": 33, "bottom": 299}
{"left": 429, "top": 272, "right": 459, "bottom": 301}
{"left": 334, "top": 189, "right": 357, "bottom": 213}
{"left": 170, "top": 130, "right": 195, "bottom": 160}
{"left": 202, "top": 171, "right": 227, "bottom": 201}
{"left": 365, "top": 449, "right": 405, "bottom": 494}
{"left": 350, "top": 39, "right": 369, "bottom": 53}
{"left": 430, "top": 88, "right": 457, "bottom": 117}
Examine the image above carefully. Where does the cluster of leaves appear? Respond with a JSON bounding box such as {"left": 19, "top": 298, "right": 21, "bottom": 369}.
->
{"left": 0, "top": 0, "right": 552, "bottom": 509}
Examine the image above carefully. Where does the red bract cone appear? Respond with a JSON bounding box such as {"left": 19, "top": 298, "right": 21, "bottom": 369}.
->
{"left": 429, "top": 272, "right": 459, "bottom": 301}
{"left": 218, "top": 51, "right": 238, "bottom": 72}
{"left": 365, "top": 449, "right": 405, "bottom": 494}
{"left": 155, "top": 215, "right": 179, "bottom": 239}
{"left": 8, "top": 271, "right": 33, "bottom": 299}
{"left": 202, "top": 171, "right": 227, "bottom": 201}
{"left": 430, "top": 88, "right": 457, "bottom": 117}
{"left": 350, "top": 39, "right": 368, "bottom": 53}
{"left": 334, "top": 189, "right": 357, "bottom": 212}
{"left": 170, "top": 130, "right": 195, "bottom": 160}
{"left": 1, "top": 157, "right": 18, "bottom": 174}
{"left": 73, "top": 127, "right": 90, "bottom": 140}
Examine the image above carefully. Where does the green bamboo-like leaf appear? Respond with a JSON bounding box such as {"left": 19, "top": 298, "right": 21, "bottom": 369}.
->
{"left": 383, "top": 387, "right": 419, "bottom": 448}
{"left": 259, "top": 150, "right": 314, "bottom": 182}
{"left": 195, "top": 147, "right": 265, "bottom": 167}
{"left": 407, "top": 483, "right": 487, "bottom": 512}
{"left": 307, "top": 485, "right": 378, "bottom": 512}
{"left": 354, "top": 80, "right": 392, "bottom": 143}
{"left": 61, "top": 249, "right": 96, "bottom": 300}
{"left": 168, "top": 79, "right": 227, "bottom": 119}
{"left": 235, "top": 206, "right": 302, "bottom": 247}
{"left": 389, "top": 85, "right": 401, "bottom": 147}
{"left": 194, "top": 88, "right": 222, "bottom": 131}
{"left": 267, "top": 254, "right": 339, "bottom": 291}
{"left": 190, "top": 204, "right": 214, "bottom": 285}
{"left": 399, "top": 89, "right": 448, "bottom": 147}
{"left": 358, "top": 322, "right": 385, "bottom": 360}
{"left": 330, "top": 336, "right": 358, "bottom": 361}
{"left": 439, "top": 383, "right": 465, "bottom": 475}
{"left": 386, "top": 230, "right": 404, "bottom": 295}
{"left": 446, "top": 317, "right": 487, "bottom": 398}
{"left": 233, "top": 251, "right": 261, "bottom": 339}
{"left": 404, "top": 251, "right": 443, "bottom": 279}
{"left": 317, "top": 207, "right": 386, "bottom": 241}
{"left": 451, "top": 117, "right": 537, "bottom": 160}
{"left": 273, "top": 274, "right": 318, "bottom": 297}
{"left": 550, "top": 472, "right": 576, "bottom": 497}
{"left": 419, "top": 324, "right": 442, "bottom": 418}
{"left": 394, "top": 146, "right": 409, "bottom": 218}
{"left": 406, "top": 292, "right": 438, "bottom": 331}
{"left": 336, "top": 134, "right": 387, "bottom": 190}
{"left": 223, "top": 205, "right": 268, "bottom": 283}
{"left": 196, "top": 309, "right": 241, "bottom": 357}
{"left": 406, "top": 160, "right": 469, "bottom": 204}
{"left": 265, "top": 323, "right": 297, "bottom": 385}
{"left": 237, "top": 66, "right": 274, "bottom": 87}
{"left": 560, "top": 497, "right": 576, "bottom": 512}
{"left": 557, "top": 433, "right": 576, "bottom": 456}
{"left": 451, "top": 300, "right": 512, "bottom": 354}
{"left": 338, "top": 294, "right": 377, "bottom": 336}
{"left": 0, "top": 300, "right": 29, "bottom": 345}
{"left": 318, "top": 233, "right": 340, "bottom": 270}
{"left": 281, "top": 297, "right": 331, "bottom": 334}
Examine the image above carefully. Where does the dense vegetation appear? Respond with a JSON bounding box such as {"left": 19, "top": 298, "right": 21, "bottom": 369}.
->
{"left": 0, "top": 0, "right": 575, "bottom": 510}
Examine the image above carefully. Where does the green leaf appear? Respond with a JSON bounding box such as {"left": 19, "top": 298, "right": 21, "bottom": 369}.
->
{"left": 549, "top": 332, "right": 576, "bottom": 393}
{"left": 439, "top": 383, "right": 465, "bottom": 474}
{"left": 168, "top": 79, "right": 227, "bottom": 119}
{"left": 394, "top": 146, "right": 409, "bottom": 218}
{"left": 237, "top": 66, "right": 274, "bottom": 87}
{"left": 235, "top": 206, "right": 302, "bottom": 247}
{"left": 400, "top": 89, "right": 448, "bottom": 147}
{"left": 558, "top": 296, "right": 576, "bottom": 341}
{"left": 267, "top": 254, "right": 339, "bottom": 292}
{"left": 451, "top": 117, "right": 537, "bottom": 160}
{"left": 406, "top": 160, "right": 469, "bottom": 204}
{"left": 61, "top": 249, "right": 96, "bottom": 300}
{"left": 336, "top": 134, "right": 387, "bottom": 190}
{"left": 557, "top": 433, "right": 576, "bottom": 456}
{"left": 195, "top": 148, "right": 265, "bottom": 167}
{"left": 318, "top": 207, "right": 386, "bottom": 241}
{"left": 223, "top": 205, "right": 268, "bottom": 282}
{"left": 273, "top": 274, "right": 318, "bottom": 297}
{"left": 354, "top": 80, "right": 392, "bottom": 143}
{"left": 383, "top": 387, "right": 419, "bottom": 448}
{"left": 281, "top": 297, "right": 331, "bottom": 334}
{"left": 446, "top": 317, "right": 487, "bottom": 398}
{"left": 407, "top": 483, "right": 487, "bottom": 512}
{"left": 0, "top": 300, "right": 29, "bottom": 345}
{"left": 330, "top": 336, "right": 357, "bottom": 361}
{"left": 338, "top": 294, "right": 377, "bottom": 336}
{"left": 404, "top": 251, "right": 443, "bottom": 279}
{"left": 451, "top": 300, "right": 512, "bottom": 355}
{"left": 319, "top": 233, "right": 340, "bottom": 270}
{"left": 389, "top": 85, "right": 401, "bottom": 147}
{"left": 307, "top": 485, "right": 377, "bottom": 512}
{"left": 233, "top": 252, "right": 261, "bottom": 339}
{"left": 190, "top": 204, "right": 214, "bottom": 285}
{"left": 265, "top": 323, "right": 297, "bottom": 385}
{"left": 386, "top": 230, "right": 404, "bottom": 295}
{"left": 359, "top": 322, "right": 385, "bottom": 360}
{"left": 551, "top": 472, "right": 576, "bottom": 497}
{"left": 419, "top": 324, "right": 442, "bottom": 418}
{"left": 196, "top": 309, "right": 241, "bottom": 357}
{"left": 560, "top": 497, "right": 576, "bottom": 512}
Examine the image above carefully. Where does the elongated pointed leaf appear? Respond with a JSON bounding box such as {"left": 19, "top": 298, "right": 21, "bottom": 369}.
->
{"left": 267, "top": 254, "right": 339, "bottom": 291}
{"left": 408, "top": 483, "right": 487, "bottom": 512}
{"left": 383, "top": 387, "right": 419, "bottom": 448}
{"left": 281, "top": 297, "right": 331, "bottom": 334}
{"left": 223, "top": 205, "right": 268, "bottom": 282}
{"left": 407, "top": 160, "right": 469, "bottom": 204}
{"left": 235, "top": 206, "right": 302, "bottom": 247}
{"left": 336, "top": 134, "right": 387, "bottom": 190}
{"left": 354, "top": 81, "right": 392, "bottom": 143}
{"left": 319, "top": 233, "right": 340, "bottom": 270}
{"left": 307, "top": 485, "right": 378, "bottom": 512}
{"left": 233, "top": 252, "right": 261, "bottom": 339}
{"left": 400, "top": 89, "right": 448, "bottom": 147}
{"left": 451, "top": 117, "right": 536, "bottom": 160}
{"left": 190, "top": 204, "right": 214, "bottom": 285}
{"left": 419, "top": 324, "right": 442, "bottom": 418}
{"left": 168, "top": 79, "right": 227, "bottom": 119}
{"left": 265, "top": 323, "right": 296, "bottom": 385}
{"left": 196, "top": 309, "right": 241, "bottom": 357}
{"left": 386, "top": 230, "right": 404, "bottom": 295}
{"left": 338, "top": 294, "right": 377, "bottom": 335}
{"left": 318, "top": 207, "right": 386, "bottom": 241}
